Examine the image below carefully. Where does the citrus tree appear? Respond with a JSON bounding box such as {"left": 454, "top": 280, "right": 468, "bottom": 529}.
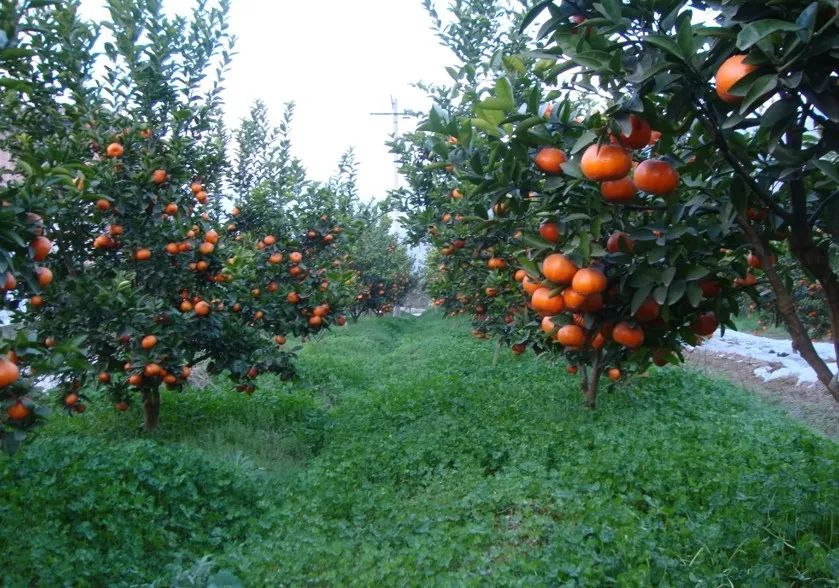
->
{"left": 0, "top": 0, "right": 359, "bottom": 439}
{"left": 395, "top": 0, "right": 839, "bottom": 405}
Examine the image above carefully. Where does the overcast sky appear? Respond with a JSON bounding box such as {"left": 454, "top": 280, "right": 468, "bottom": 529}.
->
{"left": 81, "top": 0, "right": 455, "bottom": 201}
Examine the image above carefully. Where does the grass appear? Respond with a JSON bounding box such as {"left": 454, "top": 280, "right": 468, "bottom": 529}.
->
{"left": 1, "top": 313, "right": 837, "bottom": 586}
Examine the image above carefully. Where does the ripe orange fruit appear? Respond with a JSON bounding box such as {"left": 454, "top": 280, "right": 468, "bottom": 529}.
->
{"left": 534, "top": 147, "right": 567, "bottom": 174}
{"left": 606, "top": 231, "right": 633, "bottom": 253}
{"left": 190, "top": 182, "right": 203, "bottom": 194}
{"left": 36, "top": 267, "right": 53, "bottom": 287}
{"left": 581, "top": 144, "right": 632, "bottom": 181}
{"left": 199, "top": 242, "right": 215, "bottom": 255}
{"left": 715, "top": 54, "right": 758, "bottom": 104}
{"left": 540, "top": 316, "right": 557, "bottom": 334}
{"left": 2, "top": 272, "right": 16, "bottom": 291}
{"left": 109, "top": 224, "right": 123, "bottom": 236}
{"left": 607, "top": 368, "right": 621, "bottom": 381}
{"left": 165, "top": 243, "right": 179, "bottom": 255}
{"left": 31, "top": 236, "right": 52, "bottom": 261}
{"left": 64, "top": 392, "right": 79, "bottom": 406}
{"left": 539, "top": 221, "right": 560, "bottom": 243}
{"left": 522, "top": 275, "right": 541, "bottom": 295}
{"left": 451, "top": 188, "right": 463, "bottom": 199}
{"left": 556, "top": 324, "right": 585, "bottom": 347}
{"left": 96, "top": 198, "right": 111, "bottom": 211}
{"left": 195, "top": 191, "right": 208, "bottom": 204}
{"left": 567, "top": 365, "right": 578, "bottom": 375}
{"left": 115, "top": 401, "right": 129, "bottom": 411}
{"left": 98, "top": 372, "right": 111, "bottom": 384}
{"left": 7, "top": 401, "right": 29, "bottom": 420}
{"left": 196, "top": 260, "right": 209, "bottom": 271}
{"left": 618, "top": 115, "right": 652, "bottom": 149}
{"left": 287, "top": 292, "right": 300, "bottom": 304}
{"left": 735, "top": 273, "right": 758, "bottom": 287}
{"left": 309, "top": 315, "right": 323, "bottom": 327}
{"left": 274, "top": 335, "right": 287, "bottom": 345}
{"left": 289, "top": 251, "right": 303, "bottom": 264}
{"left": 634, "top": 298, "right": 660, "bottom": 322}
{"left": 179, "top": 300, "right": 193, "bottom": 312}
{"left": 511, "top": 343, "right": 526, "bottom": 355}
{"left": 151, "top": 169, "right": 168, "bottom": 184}
{"left": 141, "top": 335, "right": 158, "bottom": 350}
{"left": 691, "top": 312, "right": 718, "bottom": 336}
{"left": 571, "top": 267, "right": 607, "bottom": 295}
{"left": 612, "top": 322, "right": 645, "bottom": 348}
{"left": 164, "top": 203, "right": 178, "bottom": 215}
{"left": 0, "top": 357, "right": 21, "bottom": 387}
{"left": 531, "top": 286, "right": 566, "bottom": 315}
{"left": 93, "top": 235, "right": 114, "bottom": 249}
{"left": 541, "top": 253, "right": 578, "bottom": 284}
{"left": 194, "top": 300, "right": 211, "bottom": 316}
{"left": 600, "top": 176, "right": 637, "bottom": 202}
{"left": 514, "top": 269, "right": 526, "bottom": 282}
{"left": 106, "top": 143, "right": 124, "bottom": 158}
{"left": 268, "top": 253, "right": 283, "bottom": 264}
{"left": 634, "top": 159, "right": 679, "bottom": 194}
{"left": 263, "top": 235, "right": 276, "bottom": 246}
{"left": 30, "top": 295, "right": 44, "bottom": 307}
{"left": 144, "top": 363, "right": 162, "bottom": 377}
{"left": 485, "top": 287, "right": 499, "bottom": 297}
{"left": 204, "top": 229, "right": 220, "bottom": 244}
{"left": 337, "top": 315, "right": 347, "bottom": 326}
{"left": 487, "top": 257, "right": 506, "bottom": 270}
{"left": 135, "top": 248, "right": 152, "bottom": 261}
{"left": 563, "top": 288, "right": 588, "bottom": 311}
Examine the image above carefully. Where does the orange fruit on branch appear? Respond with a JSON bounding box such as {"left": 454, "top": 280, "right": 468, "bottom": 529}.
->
{"left": 581, "top": 144, "right": 632, "bottom": 181}
{"left": 618, "top": 114, "right": 652, "bottom": 149}
{"left": 531, "top": 286, "right": 566, "bottom": 315}
{"left": 541, "top": 253, "right": 578, "bottom": 284}
{"left": 571, "top": 268, "right": 607, "bottom": 295}
{"left": 715, "top": 54, "right": 759, "bottom": 104}
{"left": 600, "top": 176, "right": 637, "bottom": 202}
{"left": 556, "top": 324, "right": 585, "bottom": 347}
{"left": 634, "top": 159, "right": 679, "bottom": 194}
{"left": 539, "top": 220, "right": 560, "bottom": 243}
{"left": 612, "top": 321, "right": 645, "bottom": 348}
{"left": 535, "top": 147, "right": 567, "bottom": 174}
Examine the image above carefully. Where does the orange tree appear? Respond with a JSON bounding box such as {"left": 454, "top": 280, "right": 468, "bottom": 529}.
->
{"left": 510, "top": 0, "right": 839, "bottom": 400}
{"left": 343, "top": 203, "right": 414, "bottom": 321}
{"left": 394, "top": 0, "right": 839, "bottom": 406}
{"left": 0, "top": 0, "right": 355, "bottom": 437}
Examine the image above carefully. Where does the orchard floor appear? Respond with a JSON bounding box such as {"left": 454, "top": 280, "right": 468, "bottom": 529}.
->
{"left": 1, "top": 314, "right": 838, "bottom": 586}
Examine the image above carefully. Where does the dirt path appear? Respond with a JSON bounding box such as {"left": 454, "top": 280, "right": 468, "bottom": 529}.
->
{"left": 685, "top": 348, "right": 839, "bottom": 440}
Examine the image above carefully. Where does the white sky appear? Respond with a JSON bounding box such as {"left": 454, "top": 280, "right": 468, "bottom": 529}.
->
{"left": 80, "top": 0, "right": 454, "bottom": 200}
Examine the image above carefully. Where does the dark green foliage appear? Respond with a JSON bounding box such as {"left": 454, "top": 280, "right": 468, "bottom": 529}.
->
{"left": 1, "top": 315, "right": 837, "bottom": 586}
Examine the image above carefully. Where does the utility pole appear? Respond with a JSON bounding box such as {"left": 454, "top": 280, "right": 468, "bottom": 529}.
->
{"left": 369, "top": 96, "right": 414, "bottom": 191}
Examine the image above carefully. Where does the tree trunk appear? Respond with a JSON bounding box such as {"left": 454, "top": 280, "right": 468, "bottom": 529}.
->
{"left": 143, "top": 389, "right": 161, "bottom": 431}
{"left": 738, "top": 215, "right": 839, "bottom": 401}
{"left": 583, "top": 351, "right": 603, "bottom": 409}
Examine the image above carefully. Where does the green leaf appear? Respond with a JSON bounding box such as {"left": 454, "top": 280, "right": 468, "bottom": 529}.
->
{"left": 516, "top": 256, "right": 541, "bottom": 277}
{"left": 686, "top": 282, "right": 702, "bottom": 307}
{"left": 470, "top": 118, "right": 501, "bottom": 138}
{"left": 644, "top": 35, "right": 686, "bottom": 60}
{"left": 652, "top": 285, "right": 668, "bottom": 305}
{"left": 661, "top": 267, "right": 676, "bottom": 286}
{"left": 676, "top": 11, "right": 695, "bottom": 57}
{"left": 494, "top": 77, "right": 515, "bottom": 111}
{"left": 685, "top": 265, "right": 709, "bottom": 280}
{"left": 813, "top": 159, "right": 839, "bottom": 184}
{"left": 571, "top": 130, "right": 597, "bottom": 154}
{"left": 738, "top": 75, "right": 778, "bottom": 114}
{"left": 736, "top": 20, "right": 802, "bottom": 50}
{"left": 631, "top": 285, "right": 653, "bottom": 315}
{"left": 594, "top": 0, "right": 621, "bottom": 22}
{"left": 667, "top": 280, "right": 686, "bottom": 304}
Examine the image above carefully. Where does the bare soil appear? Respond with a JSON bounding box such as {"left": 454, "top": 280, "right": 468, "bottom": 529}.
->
{"left": 685, "top": 347, "right": 839, "bottom": 440}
